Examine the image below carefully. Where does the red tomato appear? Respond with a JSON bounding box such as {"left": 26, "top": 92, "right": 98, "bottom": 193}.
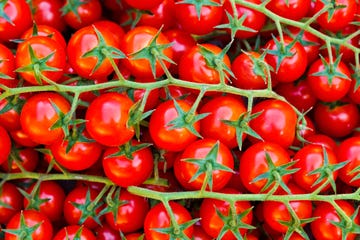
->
{"left": 200, "top": 188, "right": 253, "bottom": 239}
{"left": 0, "top": 183, "right": 23, "bottom": 224}
{"left": 95, "top": 223, "right": 122, "bottom": 240}
{"left": 174, "top": 139, "right": 234, "bottom": 191}
{"left": 4, "top": 210, "right": 53, "bottom": 240}
{"left": 266, "top": 0, "right": 311, "bottom": 20}
{"left": 0, "top": 0, "right": 32, "bottom": 42}
{"left": 193, "top": 225, "right": 213, "bottom": 240}
{"left": 53, "top": 225, "right": 96, "bottom": 240}
{"left": 9, "top": 128, "right": 38, "bottom": 147}
{"left": 105, "top": 189, "right": 149, "bottom": 233}
{"left": 144, "top": 201, "right": 194, "bottom": 240}
{"left": 0, "top": 125, "right": 11, "bottom": 165}
{"left": 2, "top": 147, "right": 39, "bottom": 173}
{"left": 31, "top": 0, "right": 66, "bottom": 32}
{"left": 249, "top": 99, "right": 298, "bottom": 148}
{"left": 199, "top": 95, "right": 247, "bottom": 149}
{"left": 124, "top": 0, "right": 163, "bottom": 10}
{"left": 85, "top": 92, "right": 135, "bottom": 147}
{"left": 62, "top": 0, "right": 102, "bottom": 29}
{"left": 102, "top": 140, "right": 153, "bottom": 187}
{"left": 0, "top": 43, "right": 17, "bottom": 88}
{"left": 20, "top": 92, "right": 71, "bottom": 145}
{"left": 138, "top": 0, "right": 176, "bottom": 30}
{"left": 306, "top": 134, "right": 338, "bottom": 150}
{"left": 239, "top": 141, "right": 292, "bottom": 193}
{"left": 131, "top": 77, "right": 160, "bottom": 112}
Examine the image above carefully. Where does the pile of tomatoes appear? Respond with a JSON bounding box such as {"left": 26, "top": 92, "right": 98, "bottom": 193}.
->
{"left": 0, "top": 0, "right": 359, "bottom": 239}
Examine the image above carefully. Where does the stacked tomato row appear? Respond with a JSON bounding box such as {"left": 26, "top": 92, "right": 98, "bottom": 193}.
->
{"left": 0, "top": 0, "right": 359, "bottom": 239}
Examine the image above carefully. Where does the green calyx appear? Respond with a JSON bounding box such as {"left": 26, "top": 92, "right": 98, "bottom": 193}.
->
{"left": 216, "top": 11, "right": 257, "bottom": 39}
{"left": 152, "top": 217, "right": 199, "bottom": 240}
{"left": 330, "top": 205, "right": 360, "bottom": 240}
{"left": 105, "top": 141, "right": 152, "bottom": 160}
{"left": 265, "top": 35, "right": 296, "bottom": 73}
{"left": 60, "top": 0, "right": 87, "bottom": 21}
{"left": 176, "top": 0, "right": 220, "bottom": 20}
{"left": 0, "top": 0, "right": 13, "bottom": 25}
{"left": 2, "top": 211, "right": 42, "bottom": 239}
{"left": 18, "top": 182, "right": 50, "bottom": 211}
{"left": 98, "top": 187, "right": 127, "bottom": 224}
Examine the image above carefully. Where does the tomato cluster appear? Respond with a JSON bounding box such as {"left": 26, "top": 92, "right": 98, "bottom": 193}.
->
{"left": 0, "top": 0, "right": 359, "bottom": 239}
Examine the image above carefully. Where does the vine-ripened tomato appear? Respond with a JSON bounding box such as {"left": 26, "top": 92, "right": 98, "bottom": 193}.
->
{"left": 137, "top": 0, "right": 176, "bottom": 30}
{"left": 62, "top": 0, "right": 102, "bottom": 29}
{"left": 16, "top": 36, "right": 67, "bottom": 85}
{"left": 0, "top": 43, "right": 17, "bottom": 88}
{"left": 0, "top": 0, "right": 32, "bottom": 42}
{"left": 124, "top": 0, "right": 163, "bottom": 10}
{"left": 0, "top": 182, "right": 23, "bottom": 224}
{"left": 85, "top": 92, "right": 135, "bottom": 147}
{"left": 222, "top": 0, "right": 267, "bottom": 39}
{"left": 239, "top": 141, "right": 292, "bottom": 193}
{"left": 266, "top": 0, "right": 311, "bottom": 20}
{"left": 292, "top": 144, "right": 338, "bottom": 193}
{"left": 95, "top": 223, "right": 122, "bottom": 240}
{"left": 311, "top": 200, "right": 359, "bottom": 240}
{"left": 174, "top": 138, "right": 234, "bottom": 191}
{"left": 199, "top": 95, "right": 247, "bottom": 149}
{"left": 53, "top": 225, "right": 96, "bottom": 240}
{"left": 102, "top": 140, "right": 153, "bottom": 187}
{"left": 149, "top": 99, "right": 200, "bottom": 152}
{"left": 105, "top": 189, "right": 149, "bottom": 233}
{"left": 144, "top": 201, "right": 194, "bottom": 240}
{"left": 31, "top": 0, "right": 66, "bottom": 32}
{"left": 200, "top": 188, "right": 253, "bottom": 239}
{"left": 249, "top": 99, "right": 298, "bottom": 148}
{"left": 0, "top": 125, "right": 11, "bottom": 165}
{"left": 5, "top": 210, "right": 53, "bottom": 240}
{"left": 2, "top": 147, "right": 39, "bottom": 173}
{"left": 120, "top": 26, "right": 173, "bottom": 78}
{"left": 20, "top": 92, "right": 71, "bottom": 145}
{"left": 307, "top": 57, "right": 352, "bottom": 102}
{"left": 178, "top": 43, "right": 231, "bottom": 85}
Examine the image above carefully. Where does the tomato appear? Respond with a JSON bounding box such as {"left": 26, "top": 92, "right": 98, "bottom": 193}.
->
{"left": 23, "top": 181, "right": 65, "bottom": 222}
{"left": 263, "top": 183, "right": 312, "bottom": 233}
{"left": 95, "top": 223, "right": 122, "bottom": 240}
{"left": 144, "top": 201, "right": 194, "bottom": 240}
{"left": 222, "top": 0, "right": 267, "bottom": 39}
{"left": 4, "top": 210, "right": 53, "bottom": 240}
{"left": 0, "top": 125, "right": 11, "bottom": 165}
{"left": 314, "top": 0, "right": 357, "bottom": 32}
{"left": 174, "top": 138, "right": 234, "bottom": 191}
{"left": 0, "top": 183, "right": 23, "bottom": 224}
{"left": 49, "top": 131, "right": 103, "bottom": 171}
{"left": 200, "top": 188, "right": 253, "bottom": 239}
{"left": 249, "top": 99, "right": 298, "bottom": 148}
{"left": 120, "top": 26, "right": 173, "bottom": 78}
{"left": 105, "top": 189, "right": 149, "bottom": 233}
{"left": 264, "top": 35, "right": 308, "bottom": 83}
{"left": 85, "top": 92, "right": 135, "bottom": 147}
{"left": 292, "top": 144, "right": 338, "bottom": 193}
{"left": 53, "top": 225, "right": 96, "bottom": 240}
{"left": 138, "top": 0, "right": 176, "bottom": 30}
{"left": 174, "top": 0, "right": 223, "bottom": 35}
{"left": 307, "top": 57, "right": 352, "bottom": 102}
{"left": 63, "top": 186, "right": 103, "bottom": 229}
{"left": 9, "top": 128, "right": 38, "bottom": 147}
{"left": 336, "top": 137, "right": 360, "bottom": 187}
{"left": 62, "top": 0, "right": 102, "bottom": 29}
{"left": 306, "top": 134, "right": 338, "bottom": 150}
{"left": 20, "top": 92, "right": 71, "bottom": 145}
{"left": 124, "top": 233, "right": 143, "bottom": 240}
{"left": 311, "top": 200, "right": 359, "bottom": 240}
{"left": 149, "top": 99, "right": 200, "bottom": 152}
{"left": 130, "top": 77, "right": 160, "bottom": 112}
{"left": 31, "top": 0, "right": 66, "bottom": 32}
{"left": 0, "top": 43, "right": 17, "bottom": 88}
{"left": 193, "top": 225, "right": 213, "bottom": 240}
{"left": 313, "top": 99, "right": 359, "bottom": 138}
{"left": 293, "top": 115, "right": 316, "bottom": 147}
{"left": 266, "top": 0, "right": 311, "bottom": 20}
{"left": 124, "top": 0, "right": 163, "bottom": 10}
{"left": 0, "top": 0, "right": 32, "bottom": 42}
{"left": 199, "top": 95, "right": 247, "bottom": 149}
{"left": 16, "top": 36, "right": 67, "bottom": 85}
{"left": 239, "top": 141, "right": 292, "bottom": 193}
{"left": 231, "top": 51, "right": 269, "bottom": 90}
{"left": 67, "top": 23, "right": 123, "bottom": 79}
{"left": 1, "top": 147, "right": 39, "bottom": 173}
{"left": 179, "top": 43, "right": 231, "bottom": 85}
{"left": 102, "top": 140, "right": 153, "bottom": 187}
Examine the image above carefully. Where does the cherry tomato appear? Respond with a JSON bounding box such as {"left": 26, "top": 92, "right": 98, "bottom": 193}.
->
{"left": 31, "top": 0, "right": 66, "bottom": 32}
{"left": 266, "top": 0, "right": 311, "bottom": 20}
{"left": 124, "top": 0, "right": 163, "bottom": 10}
{"left": 53, "top": 225, "right": 96, "bottom": 240}
{"left": 2, "top": 147, "right": 39, "bottom": 173}
{"left": 0, "top": 182, "right": 23, "bottom": 224}
{"left": 0, "top": 43, "right": 17, "bottom": 88}
{"left": 0, "top": 125, "right": 11, "bottom": 165}
{"left": 62, "top": 0, "right": 102, "bottom": 29}
{"left": 138, "top": 0, "right": 176, "bottom": 30}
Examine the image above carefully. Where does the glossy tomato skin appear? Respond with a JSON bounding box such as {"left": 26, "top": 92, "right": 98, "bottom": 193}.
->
{"left": 174, "top": 139, "right": 234, "bottom": 191}
{"left": 293, "top": 144, "right": 338, "bottom": 192}
{"left": 102, "top": 140, "right": 153, "bottom": 187}
{"left": 0, "top": 0, "right": 32, "bottom": 42}
{"left": 311, "top": 200, "right": 359, "bottom": 240}
{"left": 16, "top": 36, "right": 67, "bottom": 85}
{"left": 307, "top": 57, "right": 351, "bottom": 102}
{"left": 249, "top": 99, "right": 298, "bottom": 148}
{"left": 1, "top": 147, "right": 39, "bottom": 173}
{"left": 0, "top": 43, "right": 17, "bottom": 88}
{"left": 138, "top": 0, "right": 176, "bottom": 30}
{"left": 264, "top": 36, "right": 307, "bottom": 83}
{"left": 336, "top": 137, "right": 360, "bottom": 187}
{"left": 0, "top": 125, "right": 11, "bottom": 165}
{"left": 144, "top": 201, "right": 194, "bottom": 240}
{"left": 23, "top": 181, "right": 66, "bottom": 222}
{"left": 199, "top": 95, "right": 247, "bottom": 149}
{"left": 266, "top": 0, "right": 311, "bottom": 20}
{"left": 31, "top": 0, "right": 66, "bottom": 32}
{"left": 53, "top": 225, "right": 96, "bottom": 240}
{"left": 124, "top": 0, "right": 163, "bottom": 10}
{"left": 149, "top": 99, "right": 200, "bottom": 152}
{"left": 85, "top": 92, "right": 135, "bottom": 147}
{"left": 179, "top": 43, "right": 231, "bottom": 85}
{"left": 20, "top": 92, "right": 70, "bottom": 145}
{"left": 121, "top": 26, "right": 173, "bottom": 78}
{"left": 239, "top": 141, "right": 292, "bottom": 193}
{"left": 222, "top": 0, "right": 267, "bottom": 39}
{"left": 5, "top": 210, "right": 53, "bottom": 240}
{"left": 105, "top": 189, "right": 150, "bottom": 233}
{"left": 62, "top": 0, "right": 102, "bottom": 29}
{"left": 200, "top": 188, "right": 253, "bottom": 239}
{"left": 95, "top": 223, "right": 122, "bottom": 240}
{"left": 0, "top": 182, "right": 23, "bottom": 224}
